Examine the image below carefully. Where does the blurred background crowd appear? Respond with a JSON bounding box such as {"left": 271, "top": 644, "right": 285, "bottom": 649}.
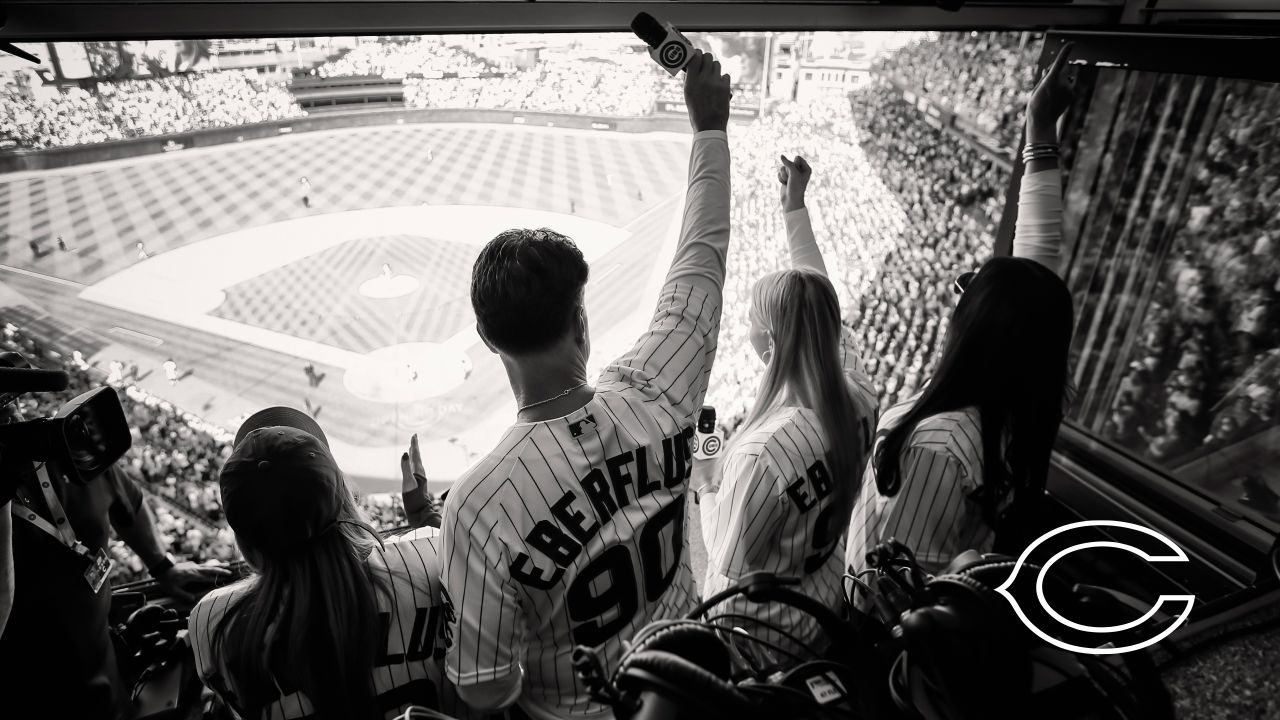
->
{"left": 4, "top": 30, "right": 1278, "bottom": 581}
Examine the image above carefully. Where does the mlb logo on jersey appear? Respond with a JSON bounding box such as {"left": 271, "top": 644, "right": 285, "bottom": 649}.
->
{"left": 569, "top": 414, "right": 598, "bottom": 438}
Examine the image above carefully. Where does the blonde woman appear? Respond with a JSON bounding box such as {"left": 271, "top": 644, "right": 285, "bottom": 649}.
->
{"left": 699, "top": 155, "right": 878, "bottom": 656}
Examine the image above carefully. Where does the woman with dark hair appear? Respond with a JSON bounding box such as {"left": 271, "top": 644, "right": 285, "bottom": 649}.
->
{"left": 845, "top": 44, "right": 1077, "bottom": 578}
{"left": 188, "top": 408, "right": 459, "bottom": 720}
{"left": 699, "top": 154, "right": 879, "bottom": 654}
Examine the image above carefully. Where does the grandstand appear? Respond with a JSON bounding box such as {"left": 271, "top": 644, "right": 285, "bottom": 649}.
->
{"left": 2, "top": 17, "right": 1280, "bottom": 720}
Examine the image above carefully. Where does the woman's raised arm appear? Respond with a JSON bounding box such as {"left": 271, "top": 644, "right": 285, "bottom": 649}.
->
{"left": 1013, "top": 42, "right": 1076, "bottom": 278}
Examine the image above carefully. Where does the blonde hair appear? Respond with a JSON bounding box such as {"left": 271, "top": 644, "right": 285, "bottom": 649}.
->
{"left": 727, "top": 268, "right": 870, "bottom": 519}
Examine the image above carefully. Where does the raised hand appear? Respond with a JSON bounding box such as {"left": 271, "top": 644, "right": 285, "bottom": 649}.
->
{"left": 682, "top": 50, "right": 732, "bottom": 134}
{"left": 400, "top": 434, "right": 441, "bottom": 529}
{"left": 1027, "top": 42, "right": 1077, "bottom": 135}
{"left": 778, "top": 154, "right": 812, "bottom": 212}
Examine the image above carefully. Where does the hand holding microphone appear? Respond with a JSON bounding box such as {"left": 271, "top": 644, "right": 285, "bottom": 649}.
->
{"left": 682, "top": 51, "right": 732, "bottom": 134}
{"left": 631, "top": 12, "right": 695, "bottom": 76}
{"left": 632, "top": 12, "right": 731, "bottom": 133}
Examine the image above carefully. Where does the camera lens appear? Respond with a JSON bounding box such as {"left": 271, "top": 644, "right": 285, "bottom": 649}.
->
{"left": 65, "top": 410, "right": 110, "bottom": 471}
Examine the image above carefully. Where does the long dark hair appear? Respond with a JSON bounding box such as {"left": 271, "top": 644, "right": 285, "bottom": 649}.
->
{"left": 728, "top": 268, "right": 874, "bottom": 524}
{"left": 213, "top": 482, "right": 387, "bottom": 720}
{"left": 875, "top": 257, "right": 1074, "bottom": 527}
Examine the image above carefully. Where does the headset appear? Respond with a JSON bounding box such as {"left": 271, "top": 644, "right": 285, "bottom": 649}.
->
{"left": 577, "top": 572, "right": 886, "bottom": 720}
{"left": 889, "top": 555, "right": 1174, "bottom": 720}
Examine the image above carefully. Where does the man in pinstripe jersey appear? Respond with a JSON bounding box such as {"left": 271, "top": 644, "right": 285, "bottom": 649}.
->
{"left": 440, "top": 50, "right": 733, "bottom": 720}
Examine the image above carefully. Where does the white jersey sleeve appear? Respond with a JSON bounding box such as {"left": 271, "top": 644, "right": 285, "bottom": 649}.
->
{"left": 1012, "top": 168, "right": 1064, "bottom": 276}
{"left": 440, "top": 472, "right": 529, "bottom": 688}
{"left": 598, "top": 131, "right": 730, "bottom": 426}
{"left": 701, "top": 446, "right": 784, "bottom": 577}
{"left": 846, "top": 403, "right": 990, "bottom": 581}
{"left": 189, "top": 529, "right": 470, "bottom": 719}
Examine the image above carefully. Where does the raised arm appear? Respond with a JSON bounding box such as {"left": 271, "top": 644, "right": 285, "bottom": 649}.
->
{"left": 1013, "top": 43, "right": 1076, "bottom": 278}
{"left": 662, "top": 51, "right": 733, "bottom": 294}
{"left": 779, "top": 155, "right": 828, "bottom": 277}
{"left": 599, "top": 52, "right": 732, "bottom": 422}
{"left": 776, "top": 155, "right": 875, "bottom": 391}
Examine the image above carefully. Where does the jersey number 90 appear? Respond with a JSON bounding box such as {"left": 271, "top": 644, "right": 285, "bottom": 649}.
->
{"left": 567, "top": 495, "right": 686, "bottom": 647}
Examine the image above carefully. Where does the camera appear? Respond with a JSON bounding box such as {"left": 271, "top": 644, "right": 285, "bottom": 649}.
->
{"left": 0, "top": 351, "right": 132, "bottom": 502}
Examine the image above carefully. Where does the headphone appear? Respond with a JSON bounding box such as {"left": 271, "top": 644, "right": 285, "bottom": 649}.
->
{"left": 581, "top": 572, "right": 877, "bottom": 720}
{"left": 890, "top": 556, "right": 1169, "bottom": 720}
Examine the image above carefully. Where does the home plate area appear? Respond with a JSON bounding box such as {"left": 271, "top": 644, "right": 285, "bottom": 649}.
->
{"left": 210, "top": 233, "right": 476, "bottom": 354}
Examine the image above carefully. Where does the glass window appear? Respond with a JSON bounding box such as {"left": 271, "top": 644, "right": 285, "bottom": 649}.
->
{"left": 1062, "top": 68, "right": 1280, "bottom": 530}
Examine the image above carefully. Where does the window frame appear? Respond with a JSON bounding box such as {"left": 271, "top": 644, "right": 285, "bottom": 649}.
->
{"left": 994, "top": 30, "right": 1280, "bottom": 590}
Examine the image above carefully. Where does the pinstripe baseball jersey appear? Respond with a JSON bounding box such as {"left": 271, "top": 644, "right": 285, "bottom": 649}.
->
{"left": 845, "top": 395, "right": 1001, "bottom": 580}
{"left": 188, "top": 527, "right": 469, "bottom": 719}
{"left": 700, "top": 329, "right": 878, "bottom": 654}
{"left": 441, "top": 131, "right": 730, "bottom": 720}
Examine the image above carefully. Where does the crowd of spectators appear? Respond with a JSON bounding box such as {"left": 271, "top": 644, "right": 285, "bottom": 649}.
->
{"left": 2, "top": 71, "right": 305, "bottom": 150}
{"left": 315, "top": 39, "right": 499, "bottom": 79}
{"left": 705, "top": 83, "right": 1010, "bottom": 429}
{"left": 1104, "top": 80, "right": 1280, "bottom": 467}
{"left": 312, "top": 39, "right": 667, "bottom": 116}
{"left": 3, "top": 31, "right": 1050, "bottom": 574}
{"left": 871, "top": 31, "right": 1039, "bottom": 151}
{"left": 406, "top": 58, "right": 664, "bottom": 116}
{"left": 0, "top": 323, "right": 406, "bottom": 583}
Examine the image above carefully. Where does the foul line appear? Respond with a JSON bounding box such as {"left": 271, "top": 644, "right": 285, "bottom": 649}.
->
{"left": 0, "top": 264, "right": 85, "bottom": 289}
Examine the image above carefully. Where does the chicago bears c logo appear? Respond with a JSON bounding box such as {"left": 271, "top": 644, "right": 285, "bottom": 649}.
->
{"left": 994, "top": 520, "right": 1195, "bottom": 655}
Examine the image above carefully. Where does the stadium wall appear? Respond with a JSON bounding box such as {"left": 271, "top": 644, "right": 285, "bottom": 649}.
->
{"left": 0, "top": 109, "right": 693, "bottom": 173}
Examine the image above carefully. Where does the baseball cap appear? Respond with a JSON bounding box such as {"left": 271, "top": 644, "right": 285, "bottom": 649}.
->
{"left": 220, "top": 406, "right": 344, "bottom": 556}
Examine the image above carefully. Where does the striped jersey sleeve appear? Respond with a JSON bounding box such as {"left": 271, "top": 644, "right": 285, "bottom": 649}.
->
{"left": 597, "top": 283, "right": 721, "bottom": 427}
{"left": 846, "top": 402, "right": 988, "bottom": 579}
{"left": 440, "top": 453, "right": 530, "bottom": 689}
{"left": 188, "top": 581, "right": 253, "bottom": 716}
{"left": 876, "top": 444, "right": 975, "bottom": 569}
{"left": 596, "top": 131, "right": 730, "bottom": 427}
{"left": 187, "top": 529, "right": 464, "bottom": 720}
{"left": 702, "top": 446, "right": 784, "bottom": 577}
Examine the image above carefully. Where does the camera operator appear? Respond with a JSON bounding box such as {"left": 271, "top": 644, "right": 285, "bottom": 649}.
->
{"left": 0, "top": 367, "right": 229, "bottom": 719}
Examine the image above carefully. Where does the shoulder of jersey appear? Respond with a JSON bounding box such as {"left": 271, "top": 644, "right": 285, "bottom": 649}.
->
{"left": 190, "top": 578, "right": 254, "bottom": 634}
{"left": 444, "top": 428, "right": 533, "bottom": 511}
{"left": 736, "top": 410, "right": 799, "bottom": 453}
{"left": 908, "top": 407, "right": 983, "bottom": 468}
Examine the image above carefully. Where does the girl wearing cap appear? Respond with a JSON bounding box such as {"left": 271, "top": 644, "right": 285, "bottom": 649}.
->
{"left": 187, "top": 408, "right": 463, "bottom": 720}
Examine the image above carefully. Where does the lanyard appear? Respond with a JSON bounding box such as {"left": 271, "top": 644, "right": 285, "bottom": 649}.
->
{"left": 10, "top": 463, "right": 93, "bottom": 560}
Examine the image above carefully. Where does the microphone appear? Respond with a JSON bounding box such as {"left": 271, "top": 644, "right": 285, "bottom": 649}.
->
{"left": 631, "top": 12, "right": 696, "bottom": 76}
{"left": 0, "top": 352, "right": 69, "bottom": 397}
{"left": 692, "top": 406, "right": 724, "bottom": 462}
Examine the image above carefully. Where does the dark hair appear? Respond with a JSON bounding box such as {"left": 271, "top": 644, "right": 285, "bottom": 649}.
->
{"left": 213, "top": 484, "right": 386, "bottom": 720}
{"left": 470, "top": 228, "right": 590, "bottom": 354}
{"left": 875, "top": 256, "right": 1074, "bottom": 529}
